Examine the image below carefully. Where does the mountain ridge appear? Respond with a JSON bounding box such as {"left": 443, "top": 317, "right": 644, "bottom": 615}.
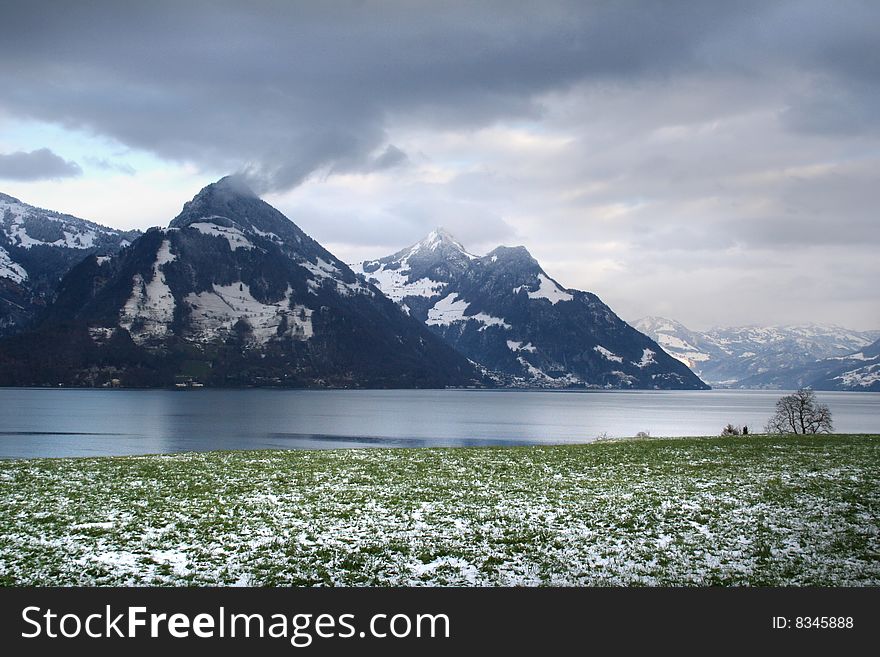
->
{"left": 0, "top": 181, "right": 484, "bottom": 388}
{"left": 353, "top": 229, "right": 708, "bottom": 390}
{"left": 1, "top": 191, "right": 140, "bottom": 336}
{"left": 634, "top": 315, "right": 880, "bottom": 390}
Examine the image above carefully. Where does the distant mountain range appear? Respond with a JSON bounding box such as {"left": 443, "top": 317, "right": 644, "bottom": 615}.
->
{"left": 1, "top": 192, "right": 139, "bottom": 336}
{"left": 0, "top": 178, "right": 481, "bottom": 388}
{"left": 352, "top": 229, "right": 707, "bottom": 389}
{"left": 633, "top": 316, "right": 880, "bottom": 391}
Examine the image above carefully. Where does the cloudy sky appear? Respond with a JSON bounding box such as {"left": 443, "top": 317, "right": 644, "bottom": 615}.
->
{"left": 1, "top": 1, "right": 877, "bottom": 330}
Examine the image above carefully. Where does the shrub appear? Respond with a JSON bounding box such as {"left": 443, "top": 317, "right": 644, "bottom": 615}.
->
{"left": 721, "top": 423, "right": 740, "bottom": 436}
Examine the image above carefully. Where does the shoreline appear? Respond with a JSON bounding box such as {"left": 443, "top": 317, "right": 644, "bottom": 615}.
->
{"left": 1, "top": 432, "right": 879, "bottom": 462}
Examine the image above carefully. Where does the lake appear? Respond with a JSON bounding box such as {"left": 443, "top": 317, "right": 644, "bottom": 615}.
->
{"left": 0, "top": 388, "right": 877, "bottom": 459}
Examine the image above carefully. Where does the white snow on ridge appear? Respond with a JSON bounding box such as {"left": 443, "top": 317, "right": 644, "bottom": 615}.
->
{"left": 0, "top": 246, "right": 27, "bottom": 283}
{"left": 471, "top": 313, "right": 512, "bottom": 331}
{"left": 633, "top": 348, "right": 656, "bottom": 368}
{"left": 530, "top": 274, "right": 573, "bottom": 304}
{"left": 8, "top": 222, "right": 99, "bottom": 249}
{"left": 88, "top": 327, "right": 117, "bottom": 344}
{"left": 62, "top": 229, "right": 96, "bottom": 249}
{"left": 593, "top": 345, "right": 623, "bottom": 362}
{"left": 515, "top": 274, "right": 573, "bottom": 304}
{"left": 427, "top": 294, "right": 510, "bottom": 330}
{"left": 119, "top": 239, "right": 177, "bottom": 343}
{"left": 185, "top": 283, "right": 313, "bottom": 344}
{"left": 652, "top": 334, "right": 711, "bottom": 365}
{"left": 399, "top": 277, "right": 446, "bottom": 298}
{"left": 250, "top": 226, "right": 283, "bottom": 243}
{"left": 426, "top": 293, "right": 470, "bottom": 325}
{"left": 354, "top": 261, "right": 447, "bottom": 302}
{"left": 831, "top": 351, "right": 873, "bottom": 361}
{"left": 1, "top": 197, "right": 105, "bottom": 250}
{"left": 334, "top": 278, "right": 374, "bottom": 297}
{"left": 351, "top": 229, "right": 479, "bottom": 302}
{"left": 507, "top": 340, "right": 537, "bottom": 352}
{"left": 834, "top": 363, "right": 880, "bottom": 388}
{"left": 423, "top": 229, "right": 477, "bottom": 259}
{"left": 302, "top": 258, "right": 372, "bottom": 297}
{"left": 656, "top": 333, "right": 696, "bottom": 352}
{"left": 300, "top": 257, "right": 340, "bottom": 282}
{"left": 611, "top": 370, "right": 637, "bottom": 386}
{"left": 517, "top": 356, "right": 552, "bottom": 381}
{"left": 316, "top": 257, "right": 340, "bottom": 276}
{"left": 188, "top": 222, "right": 255, "bottom": 250}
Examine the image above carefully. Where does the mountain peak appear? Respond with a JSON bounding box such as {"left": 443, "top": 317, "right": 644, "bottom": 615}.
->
{"left": 486, "top": 244, "right": 536, "bottom": 264}
{"left": 633, "top": 316, "right": 691, "bottom": 333}
{"left": 352, "top": 234, "right": 707, "bottom": 390}
{"left": 213, "top": 174, "right": 257, "bottom": 197}
{"left": 187, "top": 174, "right": 257, "bottom": 206}
{"left": 416, "top": 227, "right": 474, "bottom": 257}
{"left": 169, "top": 175, "right": 266, "bottom": 230}
{"left": 424, "top": 226, "right": 454, "bottom": 243}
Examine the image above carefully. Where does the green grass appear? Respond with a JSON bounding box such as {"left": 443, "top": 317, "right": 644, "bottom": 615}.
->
{"left": 1, "top": 434, "right": 878, "bottom": 586}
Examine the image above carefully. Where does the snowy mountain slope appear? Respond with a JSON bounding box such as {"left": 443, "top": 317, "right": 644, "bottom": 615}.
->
{"left": 0, "top": 192, "right": 139, "bottom": 335}
{"left": 767, "top": 337, "right": 880, "bottom": 392}
{"left": 0, "top": 178, "right": 482, "bottom": 388}
{"left": 822, "top": 337, "right": 880, "bottom": 391}
{"left": 353, "top": 230, "right": 707, "bottom": 389}
{"left": 634, "top": 316, "right": 880, "bottom": 389}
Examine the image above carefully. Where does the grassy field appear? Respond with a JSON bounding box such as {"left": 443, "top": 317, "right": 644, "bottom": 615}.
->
{"left": 0, "top": 434, "right": 878, "bottom": 586}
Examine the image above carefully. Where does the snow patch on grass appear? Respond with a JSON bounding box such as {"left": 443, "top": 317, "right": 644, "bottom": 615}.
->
{"left": 0, "top": 435, "right": 877, "bottom": 586}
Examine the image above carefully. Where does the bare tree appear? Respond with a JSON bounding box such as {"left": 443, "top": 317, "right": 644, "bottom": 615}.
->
{"left": 721, "top": 423, "right": 741, "bottom": 436}
{"left": 765, "top": 388, "right": 833, "bottom": 435}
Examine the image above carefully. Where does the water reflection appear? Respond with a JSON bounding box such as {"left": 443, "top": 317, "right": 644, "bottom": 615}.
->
{"left": 0, "top": 388, "right": 877, "bottom": 458}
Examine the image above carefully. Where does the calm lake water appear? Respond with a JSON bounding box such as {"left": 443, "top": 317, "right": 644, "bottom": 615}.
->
{"left": 0, "top": 388, "right": 877, "bottom": 459}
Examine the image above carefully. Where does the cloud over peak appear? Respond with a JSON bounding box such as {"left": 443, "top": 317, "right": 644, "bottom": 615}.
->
{"left": 6, "top": 1, "right": 875, "bottom": 192}
{"left": 2, "top": 1, "right": 878, "bottom": 329}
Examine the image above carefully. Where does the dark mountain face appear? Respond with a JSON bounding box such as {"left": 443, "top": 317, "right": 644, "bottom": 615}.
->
{"left": 353, "top": 230, "right": 708, "bottom": 390}
{"left": 0, "top": 192, "right": 139, "bottom": 336}
{"left": 0, "top": 179, "right": 483, "bottom": 388}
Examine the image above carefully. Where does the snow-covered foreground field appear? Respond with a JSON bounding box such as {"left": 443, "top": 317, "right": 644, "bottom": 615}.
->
{"left": 1, "top": 435, "right": 878, "bottom": 586}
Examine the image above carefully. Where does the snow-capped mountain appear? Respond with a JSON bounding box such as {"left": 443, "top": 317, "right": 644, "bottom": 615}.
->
{"left": 0, "top": 178, "right": 482, "bottom": 388}
{"left": 809, "top": 337, "right": 880, "bottom": 391}
{"left": 734, "top": 336, "right": 880, "bottom": 392}
{"left": 633, "top": 316, "right": 880, "bottom": 389}
{"left": 0, "top": 192, "right": 139, "bottom": 335}
{"left": 352, "top": 229, "right": 707, "bottom": 389}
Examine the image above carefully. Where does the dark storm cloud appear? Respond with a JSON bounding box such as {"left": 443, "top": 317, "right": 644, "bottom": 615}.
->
{"left": 0, "top": 0, "right": 792, "bottom": 192}
{"left": 0, "top": 148, "right": 82, "bottom": 181}
{"left": 369, "top": 145, "right": 409, "bottom": 172}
